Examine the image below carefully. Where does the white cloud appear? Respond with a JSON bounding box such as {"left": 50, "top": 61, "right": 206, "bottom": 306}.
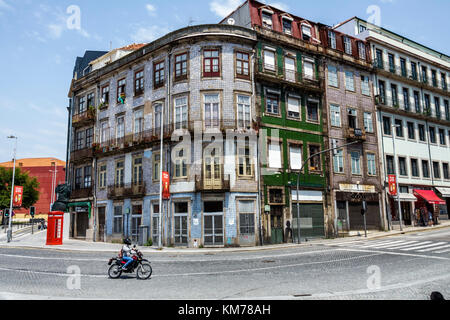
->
{"left": 210, "top": 0, "right": 241, "bottom": 18}
{"left": 48, "top": 23, "right": 64, "bottom": 39}
{"left": 0, "top": 0, "right": 12, "bottom": 10}
{"left": 146, "top": 4, "right": 156, "bottom": 15}
{"left": 131, "top": 25, "right": 171, "bottom": 43}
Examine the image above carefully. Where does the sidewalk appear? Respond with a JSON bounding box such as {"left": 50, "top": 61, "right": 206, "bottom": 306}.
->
{"left": 1, "top": 220, "right": 449, "bottom": 254}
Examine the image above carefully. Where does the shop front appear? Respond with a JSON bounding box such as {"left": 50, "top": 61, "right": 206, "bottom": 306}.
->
{"left": 435, "top": 188, "right": 450, "bottom": 220}
{"left": 68, "top": 202, "right": 91, "bottom": 239}
{"left": 387, "top": 192, "right": 418, "bottom": 226}
{"left": 413, "top": 189, "right": 446, "bottom": 225}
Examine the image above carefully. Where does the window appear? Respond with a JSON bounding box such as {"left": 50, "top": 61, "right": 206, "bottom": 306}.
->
{"left": 358, "top": 42, "right": 366, "bottom": 60}
{"left": 266, "top": 94, "right": 279, "bottom": 115}
{"left": 364, "top": 112, "right": 373, "bottom": 133}
{"left": 289, "top": 145, "right": 302, "bottom": 171}
{"left": 388, "top": 53, "right": 395, "bottom": 73}
{"left": 284, "top": 55, "right": 296, "bottom": 82}
{"left": 236, "top": 52, "right": 250, "bottom": 79}
{"left": 238, "top": 145, "right": 253, "bottom": 176}
{"left": 347, "top": 108, "right": 357, "bottom": 129}
{"left": 414, "top": 91, "right": 421, "bottom": 113}
{"left": 424, "top": 94, "right": 431, "bottom": 112}
{"left": 386, "top": 155, "right": 395, "bottom": 174}
{"left": 239, "top": 201, "right": 255, "bottom": 236}
{"left": 395, "top": 119, "right": 403, "bottom": 137}
{"left": 85, "top": 127, "right": 93, "bottom": 148}
{"left": 100, "top": 121, "right": 109, "bottom": 144}
{"left": 153, "top": 153, "right": 160, "bottom": 181}
{"left": 367, "top": 153, "right": 376, "bottom": 176}
{"left": 153, "top": 61, "right": 165, "bottom": 88}
{"left": 402, "top": 88, "right": 410, "bottom": 111}
{"left": 400, "top": 58, "right": 407, "bottom": 77}
{"left": 154, "top": 103, "right": 162, "bottom": 129}
{"left": 116, "top": 116, "right": 125, "bottom": 142}
{"left": 330, "top": 104, "right": 341, "bottom": 127}
{"left": 113, "top": 206, "right": 123, "bottom": 234}
{"left": 268, "top": 142, "right": 281, "bottom": 169}
{"left": 435, "top": 97, "right": 441, "bottom": 118}
{"left": 361, "top": 75, "right": 370, "bottom": 95}
{"left": 134, "top": 109, "right": 144, "bottom": 139}
{"left": 333, "top": 147, "right": 344, "bottom": 173}
{"left": 261, "top": 11, "right": 273, "bottom": 29}
{"left": 86, "top": 93, "right": 94, "bottom": 108}
{"left": 439, "top": 128, "right": 446, "bottom": 145}
{"left": 376, "top": 49, "right": 384, "bottom": 69}
{"left": 174, "top": 149, "right": 188, "bottom": 178}
{"left": 433, "top": 162, "right": 441, "bottom": 179}
{"left": 117, "top": 79, "right": 126, "bottom": 103}
{"left": 175, "top": 52, "right": 188, "bottom": 80}
{"left": 429, "top": 126, "right": 436, "bottom": 144}
{"left": 174, "top": 96, "right": 188, "bottom": 130}
{"left": 263, "top": 49, "right": 275, "bottom": 71}
{"left": 418, "top": 124, "right": 426, "bottom": 141}
{"left": 398, "top": 157, "right": 407, "bottom": 176}
{"left": 75, "top": 167, "right": 82, "bottom": 189}
{"left": 378, "top": 80, "right": 386, "bottom": 104}
{"left": 78, "top": 96, "right": 86, "bottom": 113}
{"left": 443, "top": 163, "right": 450, "bottom": 180}
{"left": 303, "top": 59, "right": 314, "bottom": 80}
{"left": 308, "top": 145, "right": 321, "bottom": 171}
{"left": 301, "top": 24, "right": 312, "bottom": 41}
{"left": 101, "top": 85, "right": 110, "bottom": 105}
{"left": 350, "top": 151, "right": 361, "bottom": 175}
{"left": 445, "top": 100, "right": 450, "bottom": 120}
{"left": 75, "top": 129, "right": 84, "bottom": 150}
{"left": 115, "top": 161, "right": 124, "bottom": 187}
{"left": 407, "top": 122, "right": 415, "bottom": 140}
{"left": 306, "top": 99, "right": 319, "bottom": 122}
{"left": 203, "top": 49, "right": 220, "bottom": 77}
{"left": 203, "top": 93, "right": 220, "bottom": 128}
{"left": 328, "top": 65, "right": 338, "bottom": 87}
{"left": 432, "top": 70, "right": 437, "bottom": 87}
{"left": 391, "top": 84, "right": 398, "bottom": 106}
{"left": 383, "top": 116, "right": 391, "bottom": 135}
{"left": 134, "top": 70, "right": 144, "bottom": 96}
{"left": 133, "top": 157, "right": 143, "bottom": 186}
{"left": 99, "top": 164, "right": 107, "bottom": 189}
{"left": 422, "top": 160, "right": 430, "bottom": 178}
{"left": 442, "top": 73, "right": 448, "bottom": 90}
{"left": 411, "top": 62, "right": 418, "bottom": 80}
{"left": 411, "top": 159, "right": 419, "bottom": 177}
{"left": 237, "top": 95, "right": 251, "bottom": 128}
{"left": 83, "top": 166, "right": 91, "bottom": 188}
{"left": 287, "top": 95, "right": 300, "bottom": 119}
{"left": 345, "top": 71, "right": 354, "bottom": 91}
{"left": 421, "top": 66, "right": 428, "bottom": 84}
{"left": 328, "top": 31, "right": 336, "bottom": 49}
{"left": 282, "top": 17, "right": 292, "bottom": 35}
{"left": 343, "top": 36, "right": 352, "bottom": 55}
{"left": 359, "top": 25, "right": 367, "bottom": 33}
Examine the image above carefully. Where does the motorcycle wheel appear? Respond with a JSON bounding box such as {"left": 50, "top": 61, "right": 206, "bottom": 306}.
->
{"left": 108, "top": 264, "right": 122, "bottom": 279}
{"left": 136, "top": 263, "right": 152, "bottom": 280}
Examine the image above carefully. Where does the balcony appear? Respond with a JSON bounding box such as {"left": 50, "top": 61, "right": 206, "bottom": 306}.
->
{"left": 268, "top": 189, "right": 284, "bottom": 205}
{"left": 70, "top": 187, "right": 93, "bottom": 199}
{"left": 346, "top": 127, "right": 366, "bottom": 141}
{"left": 71, "top": 147, "right": 93, "bottom": 163}
{"left": 72, "top": 109, "right": 96, "bottom": 127}
{"left": 195, "top": 175, "right": 230, "bottom": 192}
{"left": 107, "top": 182, "right": 146, "bottom": 199}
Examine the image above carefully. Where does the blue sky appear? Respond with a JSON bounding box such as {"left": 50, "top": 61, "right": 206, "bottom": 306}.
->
{"left": 0, "top": 0, "right": 448, "bottom": 164}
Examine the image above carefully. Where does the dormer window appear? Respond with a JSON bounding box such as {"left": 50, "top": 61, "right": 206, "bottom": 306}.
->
{"left": 328, "top": 30, "right": 336, "bottom": 49}
{"left": 358, "top": 42, "right": 366, "bottom": 60}
{"left": 301, "top": 24, "right": 312, "bottom": 41}
{"left": 282, "top": 16, "right": 293, "bottom": 35}
{"left": 343, "top": 36, "right": 352, "bottom": 55}
{"left": 261, "top": 9, "right": 273, "bottom": 29}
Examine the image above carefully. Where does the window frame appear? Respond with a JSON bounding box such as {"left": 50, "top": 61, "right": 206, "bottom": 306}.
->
{"left": 202, "top": 48, "right": 221, "bottom": 78}
{"left": 134, "top": 69, "right": 144, "bottom": 96}
{"left": 235, "top": 50, "right": 250, "bottom": 80}
{"left": 174, "top": 52, "right": 188, "bottom": 82}
{"left": 153, "top": 60, "right": 165, "bottom": 89}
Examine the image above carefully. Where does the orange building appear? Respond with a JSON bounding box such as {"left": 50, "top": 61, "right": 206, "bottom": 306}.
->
{"left": 0, "top": 158, "right": 66, "bottom": 219}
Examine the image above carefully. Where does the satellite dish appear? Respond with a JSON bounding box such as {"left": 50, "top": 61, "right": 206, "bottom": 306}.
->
{"left": 227, "top": 18, "right": 235, "bottom": 25}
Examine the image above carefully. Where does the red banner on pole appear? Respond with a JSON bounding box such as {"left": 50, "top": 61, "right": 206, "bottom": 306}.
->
{"left": 162, "top": 171, "right": 170, "bottom": 200}
{"left": 388, "top": 175, "right": 397, "bottom": 196}
{"left": 13, "top": 186, "right": 24, "bottom": 207}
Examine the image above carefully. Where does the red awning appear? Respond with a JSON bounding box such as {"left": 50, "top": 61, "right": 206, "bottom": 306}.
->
{"left": 413, "top": 189, "right": 446, "bottom": 205}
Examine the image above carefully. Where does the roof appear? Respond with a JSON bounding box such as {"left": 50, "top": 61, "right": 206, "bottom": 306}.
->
{"left": 117, "top": 43, "right": 146, "bottom": 51}
{"left": 72, "top": 50, "right": 109, "bottom": 79}
{"left": 0, "top": 158, "right": 66, "bottom": 168}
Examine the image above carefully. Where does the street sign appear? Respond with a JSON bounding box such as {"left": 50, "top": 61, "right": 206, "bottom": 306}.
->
{"left": 13, "top": 186, "right": 24, "bottom": 207}
{"left": 388, "top": 175, "right": 397, "bottom": 196}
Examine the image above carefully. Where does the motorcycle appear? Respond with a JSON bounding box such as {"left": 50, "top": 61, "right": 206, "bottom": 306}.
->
{"left": 108, "top": 245, "right": 152, "bottom": 280}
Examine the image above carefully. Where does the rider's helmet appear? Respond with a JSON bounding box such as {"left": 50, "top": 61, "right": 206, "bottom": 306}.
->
{"left": 123, "top": 238, "right": 132, "bottom": 245}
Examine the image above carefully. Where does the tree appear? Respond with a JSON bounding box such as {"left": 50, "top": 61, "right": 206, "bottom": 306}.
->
{"left": 0, "top": 167, "right": 40, "bottom": 209}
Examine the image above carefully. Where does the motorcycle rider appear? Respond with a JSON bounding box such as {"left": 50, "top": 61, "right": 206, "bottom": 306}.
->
{"left": 121, "top": 238, "right": 135, "bottom": 270}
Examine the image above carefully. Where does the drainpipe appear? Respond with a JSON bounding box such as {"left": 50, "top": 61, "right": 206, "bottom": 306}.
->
{"left": 425, "top": 120, "right": 435, "bottom": 187}
{"left": 167, "top": 49, "right": 172, "bottom": 246}
{"left": 66, "top": 96, "right": 74, "bottom": 184}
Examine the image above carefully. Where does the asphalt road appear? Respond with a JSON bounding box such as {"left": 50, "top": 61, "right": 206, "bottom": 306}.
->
{"left": 0, "top": 228, "right": 449, "bottom": 300}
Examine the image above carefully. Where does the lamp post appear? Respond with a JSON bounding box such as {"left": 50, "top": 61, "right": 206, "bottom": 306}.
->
{"left": 6, "top": 136, "right": 18, "bottom": 243}
{"left": 391, "top": 124, "right": 403, "bottom": 231}
{"left": 295, "top": 140, "right": 360, "bottom": 244}
{"left": 48, "top": 159, "right": 58, "bottom": 211}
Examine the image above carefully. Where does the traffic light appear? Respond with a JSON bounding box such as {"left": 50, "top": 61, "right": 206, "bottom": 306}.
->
{"left": 30, "top": 206, "right": 35, "bottom": 217}
{"left": 4, "top": 209, "right": 9, "bottom": 218}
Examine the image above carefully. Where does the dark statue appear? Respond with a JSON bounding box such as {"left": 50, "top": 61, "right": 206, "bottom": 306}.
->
{"left": 51, "top": 184, "right": 71, "bottom": 212}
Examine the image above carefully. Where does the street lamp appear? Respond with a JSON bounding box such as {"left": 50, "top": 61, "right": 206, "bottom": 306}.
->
{"left": 6, "top": 135, "right": 18, "bottom": 243}
{"left": 48, "top": 159, "right": 58, "bottom": 211}
{"left": 391, "top": 124, "right": 403, "bottom": 231}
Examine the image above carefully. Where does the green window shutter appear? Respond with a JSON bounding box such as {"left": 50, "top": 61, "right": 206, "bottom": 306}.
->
{"left": 297, "top": 52, "right": 303, "bottom": 81}
{"left": 257, "top": 42, "right": 263, "bottom": 72}
{"left": 315, "top": 58, "right": 319, "bottom": 80}
{"left": 277, "top": 47, "right": 283, "bottom": 76}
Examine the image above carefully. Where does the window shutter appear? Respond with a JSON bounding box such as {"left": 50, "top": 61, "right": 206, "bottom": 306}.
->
{"left": 290, "top": 146, "right": 302, "bottom": 170}
{"left": 287, "top": 97, "right": 300, "bottom": 113}
{"left": 277, "top": 47, "right": 283, "bottom": 76}
{"left": 297, "top": 52, "right": 303, "bottom": 81}
{"left": 257, "top": 42, "right": 263, "bottom": 72}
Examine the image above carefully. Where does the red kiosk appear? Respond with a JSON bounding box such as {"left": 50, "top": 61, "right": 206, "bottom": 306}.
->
{"left": 46, "top": 211, "right": 64, "bottom": 245}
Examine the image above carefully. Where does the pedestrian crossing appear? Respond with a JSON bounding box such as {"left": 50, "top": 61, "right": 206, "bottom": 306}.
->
{"left": 325, "top": 239, "right": 450, "bottom": 254}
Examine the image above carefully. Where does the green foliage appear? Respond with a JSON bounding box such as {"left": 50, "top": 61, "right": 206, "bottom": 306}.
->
{"left": 0, "top": 167, "right": 40, "bottom": 209}
{"left": 145, "top": 239, "right": 153, "bottom": 247}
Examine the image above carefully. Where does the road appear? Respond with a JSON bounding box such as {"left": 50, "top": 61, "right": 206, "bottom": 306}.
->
{"left": 0, "top": 228, "right": 449, "bottom": 300}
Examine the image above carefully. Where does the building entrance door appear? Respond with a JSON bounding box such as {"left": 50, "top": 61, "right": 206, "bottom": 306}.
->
{"left": 98, "top": 207, "right": 105, "bottom": 242}
{"left": 174, "top": 202, "right": 188, "bottom": 246}
{"left": 76, "top": 212, "right": 89, "bottom": 238}
{"left": 270, "top": 206, "right": 283, "bottom": 244}
{"left": 203, "top": 201, "right": 224, "bottom": 246}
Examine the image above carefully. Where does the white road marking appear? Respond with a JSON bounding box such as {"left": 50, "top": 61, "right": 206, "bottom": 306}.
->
{"left": 435, "top": 248, "right": 450, "bottom": 254}
{"left": 374, "top": 241, "right": 432, "bottom": 250}
{"left": 336, "top": 247, "right": 450, "bottom": 261}
{"left": 417, "top": 244, "right": 450, "bottom": 252}
{"left": 358, "top": 240, "right": 416, "bottom": 248}
{"left": 399, "top": 242, "right": 447, "bottom": 251}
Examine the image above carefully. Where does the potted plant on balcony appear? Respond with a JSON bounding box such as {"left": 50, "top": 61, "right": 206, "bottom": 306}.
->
{"left": 118, "top": 93, "right": 126, "bottom": 104}
{"left": 393, "top": 103, "right": 400, "bottom": 110}
{"left": 423, "top": 109, "right": 432, "bottom": 117}
{"left": 88, "top": 105, "right": 96, "bottom": 117}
